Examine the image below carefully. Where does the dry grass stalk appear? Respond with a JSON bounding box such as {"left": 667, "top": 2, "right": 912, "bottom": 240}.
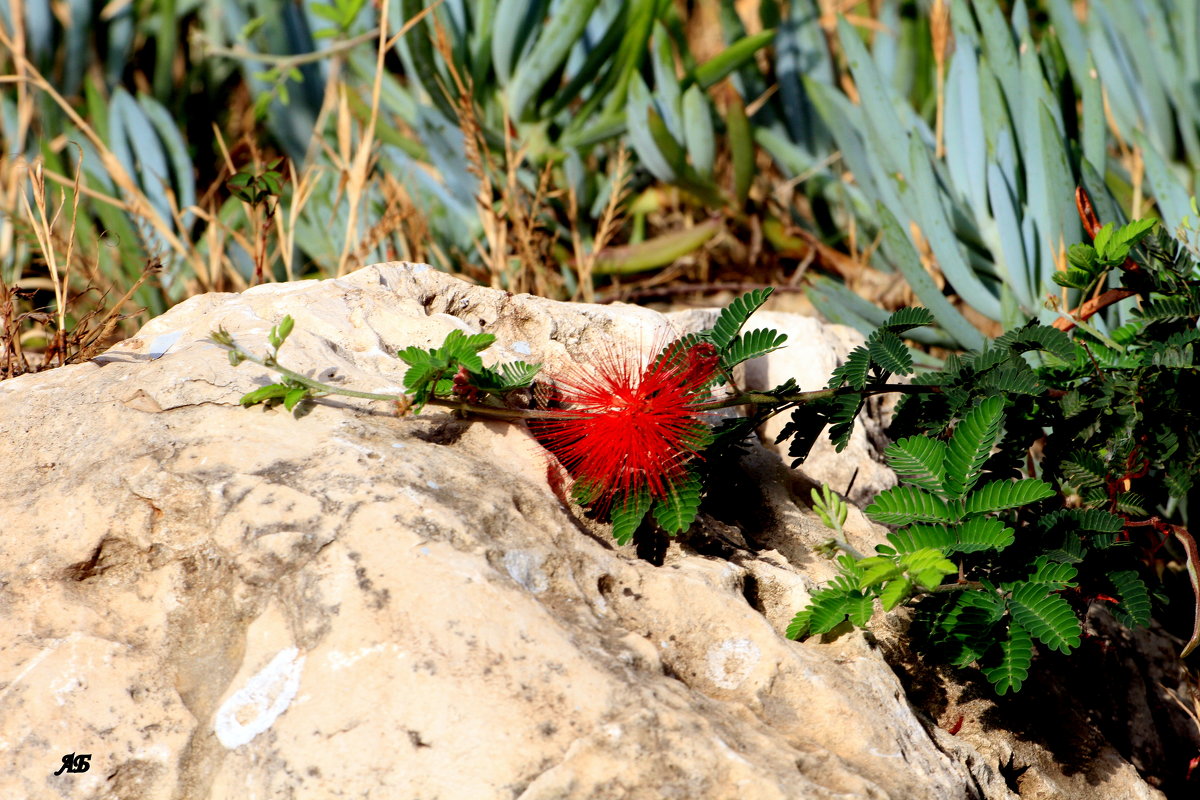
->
{"left": 570, "top": 145, "right": 631, "bottom": 303}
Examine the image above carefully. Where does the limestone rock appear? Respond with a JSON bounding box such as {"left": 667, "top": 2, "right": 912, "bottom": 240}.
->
{"left": 0, "top": 263, "right": 1183, "bottom": 799}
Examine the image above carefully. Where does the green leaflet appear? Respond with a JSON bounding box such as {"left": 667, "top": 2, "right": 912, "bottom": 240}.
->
{"left": 867, "top": 329, "right": 913, "bottom": 376}
{"left": 943, "top": 396, "right": 1006, "bottom": 499}
{"left": 865, "top": 486, "right": 955, "bottom": 525}
{"left": 883, "top": 436, "right": 946, "bottom": 495}
{"left": 1008, "top": 581, "right": 1081, "bottom": 654}
{"left": 651, "top": 468, "right": 703, "bottom": 534}
{"left": 982, "top": 623, "right": 1033, "bottom": 695}
{"left": 963, "top": 479, "right": 1055, "bottom": 515}
{"left": 827, "top": 346, "right": 871, "bottom": 390}
{"left": 611, "top": 489, "right": 652, "bottom": 547}
{"left": 710, "top": 287, "right": 774, "bottom": 349}
{"left": 722, "top": 328, "right": 788, "bottom": 370}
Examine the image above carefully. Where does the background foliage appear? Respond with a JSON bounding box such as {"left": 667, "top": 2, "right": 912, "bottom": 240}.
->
{"left": 6, "top": 0, "right": 1200, "bottom": 374}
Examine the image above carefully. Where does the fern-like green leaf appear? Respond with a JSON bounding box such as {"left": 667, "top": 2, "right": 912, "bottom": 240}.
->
{"left": 1039, "top": 508, "right": 1125, "bottom": 533}
{"left": 710, "top": 288, "right": 773, "bottom": 349}
{"left": 867, "top": 329, "right": 913, "bottom": 376}
{"left": 944, "top": 396, "right": 1005, "bottom": 498}
{"left": 804, "top": 586, "right": 868, "bottom": 634}
{"left": 1009, "top": 582, "right": 1081, "bottom": 654}
{"left": 722, "top": 328, "right": 788, "bottom": 368}
{"left": 858, "top": 556, "right": 904, "bottom": 588}
{"left": 969, "top": 344, "right": 1013, "bottom": 373}
{"left": 884, "top": 436, "right": 946, "bottom": 494}
{"left": 440, "top": 329, "right": 496, "bottom": 372}
{"left": 1109, "top": 570, "right": 1152, "bottom": 627}
{"left": 1060, "top": 452, "right": 1108, "bottom": 491}
{"left": 900, "top": 548, "right": 957, "bottom": 589}
{"left": 402, "top": 360, "right": 443, "bottom": 393}
{"left": 937, "top": 591, "right": 1006, "bottom": 667}
{"left": 882, "top": 523, "right": 955, "bottom": 555}
{"left": 786, "top": 609, "right": 812, "bottom": 639}
{"left": 611, "top": 489, "right": 652, "bottom": 546}
{"left": 993, "top": 322, "right": 1076, "bottom": 362}
{"left": 497, "top": 360, "right": 541, "bottom": 388}
{"left": 978, "top": 366, "right": 1044, "bottom": 395}
{"left": 651, "top": 469, "right": 703, "bottom": 534}
{"left": 827, "top": 392, "right": 863, "bottom": 452}
{"left": 1028, "top": 557, "right": 1079, "bottom": 589}
{"left": 963, "top": 479, "right": 1055, "bottom": 515}
{"left": 827, "top": 346, "right": 871, "bottom": 390}
{"left": 983, "top": 623, "right": 1033, "bottom": 694}
{"left": 865, "top": 486, "right": 955, "bottom": 525}
{"left": 879, "top": 577, "right": 914, "bottom": 611}
{"left": 881, "top": 306, "right": 935, "bottom": 334}
{"left": 954, "top": 517, "right": 1015, "bottom": 553}
{"left": 1111, "top": 491, "right": 1148, "bottom": 516}
{"left": 1134, "top": 295, "right": 1200, "bottom": 322}
{"left": 397, "top": 344, "right": 433, "bottom": 367}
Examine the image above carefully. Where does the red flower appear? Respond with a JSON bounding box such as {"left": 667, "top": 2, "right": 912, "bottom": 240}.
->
{"left": 531, "top": 341, "right": 719, "bottom": 509}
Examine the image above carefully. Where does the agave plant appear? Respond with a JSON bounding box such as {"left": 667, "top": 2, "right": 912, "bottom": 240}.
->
{"left": 755, "top": 0, "right": 1200, "bottom": 351}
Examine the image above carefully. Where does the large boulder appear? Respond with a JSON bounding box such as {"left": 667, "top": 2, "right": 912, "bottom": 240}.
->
{"left": 0, "top": 264, "right": 1185, "bottom": 799}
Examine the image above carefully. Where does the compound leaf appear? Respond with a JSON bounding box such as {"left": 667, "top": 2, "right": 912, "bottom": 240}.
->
{"left": 828, "top": 345, "right": 872, "bottom": 390}
{"left": 884, "top": 436, "right": 946, "bottom": 494}
{"left": 865, "top": 486, "right": 955, "bottom": 525}
{"left": 711, "top": 288, "right": 773, "bottom": 349}
{"left": 993, "top": 321, "right": 1076, "bottom": 361}
{"left": 880, "top": 577, "right": 914, "bottom": 610}
{"left": 983, "top": 623, "right": 1033, "bottom": 694}
{"left": 722, "top": 328, "right": 788, "bottom": 368}
{"left": 963, "top": 479, "right": 1055, "bottom": 515}
{"left": 1109, "top": 570, "right": 1152, "bottom": 627}
{"left": 881, "top": 306, "right": 935, "bottom": 334}
{"left": 944, "top": 396, "right": 1005, "bottom": 498}
{"left": 1009, "top": 582, "right": 1081, "bottom": 654}
{"left": 954, "top": 517, "right": 1015, "bottom": 553}
{"left": 611, "top": 489, "right": 652, "bottom": 546}
{"left": 883, "top": 523, "right": 955, "bottom": 555}
{"left": 651, "top": 468, "right": 703, "bottom": 534}
{"left": 868, "top": 329, "right": 914, "bottom": 376}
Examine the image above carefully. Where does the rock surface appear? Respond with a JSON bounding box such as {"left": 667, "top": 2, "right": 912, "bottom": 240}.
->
{"left": 0, "top": 263, "right": 1187, "bottom": 799}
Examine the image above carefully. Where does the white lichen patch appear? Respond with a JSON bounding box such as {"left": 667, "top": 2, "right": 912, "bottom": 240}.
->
{"left": 503, "top": 550, "right": 549, "bottom": 594}
{"left": 706, "top": 638, "right": 761, "bottom": 690}
{"left": 214, "top": 647, "right": 306, "bottom": 749}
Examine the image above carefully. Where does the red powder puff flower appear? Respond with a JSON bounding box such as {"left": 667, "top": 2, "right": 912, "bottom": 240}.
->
{"left": 531, "top": 341, "right": 720, "bottom": 510}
